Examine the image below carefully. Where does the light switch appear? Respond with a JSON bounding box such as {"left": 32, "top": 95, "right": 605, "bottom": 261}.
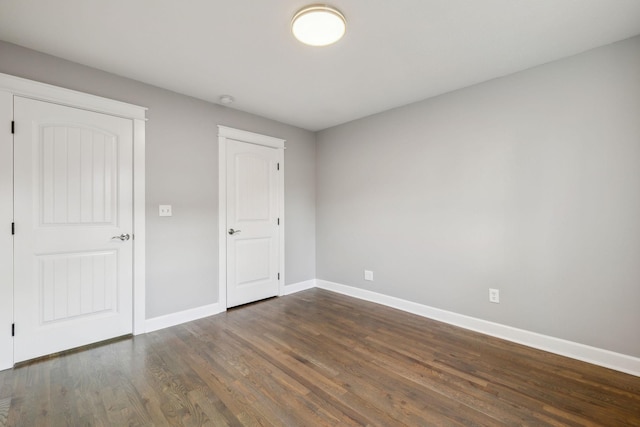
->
{"left": 159, "top": 205, "right": 172, "bottom": 217}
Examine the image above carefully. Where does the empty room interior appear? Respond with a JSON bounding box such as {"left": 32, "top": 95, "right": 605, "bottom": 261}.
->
{"left": 1, "top": 1, "right": 639, "bottom": 425}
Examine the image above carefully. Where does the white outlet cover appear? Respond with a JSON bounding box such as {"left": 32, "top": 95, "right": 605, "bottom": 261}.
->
{"left": 489, "top": 288, "right": 500, "bottom": 303}
{"left": 159, "top": 204, "right": 172, "bottom": 217}
{"left": 364, "top": 270, "right": 374, "bottom": 281}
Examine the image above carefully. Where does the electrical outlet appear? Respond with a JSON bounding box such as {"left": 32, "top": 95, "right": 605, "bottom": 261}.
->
{"left": 159, "top": 204, "right": 172, "bottom": 217}
{"left": 489, "top": 288, "right": 500, "bottom": 303}
{"left": 364, "top": 270, "right": 374, "bottom": 281}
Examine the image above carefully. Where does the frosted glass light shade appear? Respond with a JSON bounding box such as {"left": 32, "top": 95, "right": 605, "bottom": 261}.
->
{"left": 292, "top": 5, "right": 346, "bottom": 47}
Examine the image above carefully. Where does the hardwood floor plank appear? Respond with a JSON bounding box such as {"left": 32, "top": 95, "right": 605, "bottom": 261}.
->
{"left": 245, "top": 317, "right": 499, "bottom": 426}
{"left": 1, "top": 288, "right": 639, "bottom": 426}
{"left": 0, "top": 398, "right": 9, "bottom": 426}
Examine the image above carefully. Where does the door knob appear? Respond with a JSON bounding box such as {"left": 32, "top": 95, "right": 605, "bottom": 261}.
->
{"left": 228, "top": 228, "right": 241, "bottom": 235}
{"left": 111, "top": 233, "right": 130, "bottom": 241}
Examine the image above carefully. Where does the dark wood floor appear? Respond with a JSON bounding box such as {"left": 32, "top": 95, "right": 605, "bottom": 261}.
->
{"left": 1, "top": 289, "right": 639, "bottom": 426}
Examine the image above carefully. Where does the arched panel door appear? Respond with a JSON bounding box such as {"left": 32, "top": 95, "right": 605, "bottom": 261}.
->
{"left": 13, "top": 96, "right": 133, "bottom": 362}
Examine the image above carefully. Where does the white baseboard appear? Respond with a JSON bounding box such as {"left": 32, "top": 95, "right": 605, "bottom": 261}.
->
{"left": 283, "top": 279, "right": 317, "bottom": 295}
{"left": 145, "top": 302, "right": 224, "bottom": 333}
{"left": 316, "top": 279, "right": 640, "bottom": 377}
{"left": 144, "top": 279, "right": 317, "bottom": 334}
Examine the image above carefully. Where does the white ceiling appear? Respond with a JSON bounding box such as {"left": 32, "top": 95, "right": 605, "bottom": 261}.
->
{"left": 1, "top": 1, "right": 640, "bottom": 131}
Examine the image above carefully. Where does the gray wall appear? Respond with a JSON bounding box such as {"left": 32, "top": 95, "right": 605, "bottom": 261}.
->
{"left": 0, "top": 41, "right": 316, "bottom": 318}
{"left": 316, "top": 36, "right": 640, "bottom": 357}
{"left": 3, "top": 35, "right": 638, "bottom": 358}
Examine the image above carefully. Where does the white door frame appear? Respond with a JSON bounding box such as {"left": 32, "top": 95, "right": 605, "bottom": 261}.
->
{"left": 0, "top": 72, "right": 146, "bottom": 371}
{"left": 0, "top": 91, "right": 13, "bottom": 371}
{"left": 217, "top": 125, "right": 285, "bottom": 309}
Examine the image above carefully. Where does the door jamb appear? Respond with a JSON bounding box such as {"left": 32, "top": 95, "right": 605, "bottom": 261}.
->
{"left": 217, "top": 125, "right": 285, "bottom": 309}
{"left": 0, "top": 72, "right": 147, "bottom": 371}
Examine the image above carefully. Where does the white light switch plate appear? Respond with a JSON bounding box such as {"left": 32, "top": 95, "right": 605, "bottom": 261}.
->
{"left": 159, "top": 205, "right": 172, "bottom": 217}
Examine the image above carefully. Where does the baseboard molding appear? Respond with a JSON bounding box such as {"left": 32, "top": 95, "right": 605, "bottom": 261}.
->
{"left": 283, "top": 279, "right": 317, "bottom": 295}
{"left": 144, "top": 279, "right": 317, "bottom": 334}
{"left": 316, "top": 279, "right": 640, "bottom": 377}
{"left": 145, "top": 302, "right": 224, "bottom": 333}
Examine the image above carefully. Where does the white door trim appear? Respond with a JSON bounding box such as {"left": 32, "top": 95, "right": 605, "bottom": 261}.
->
{"left": 0, "top": 91, "right": 13, "bottom": 371}
{"left": 0, "top": 72, "right": 146, "bottom": 371}
{"left": 132, "top": 118, "right": 146, "bottom": 335}
{"left": 218, "top": 126, "right": 285, "bottom": 309}
{"left": 0, "top": 72, "right": 146, "bottom": 120}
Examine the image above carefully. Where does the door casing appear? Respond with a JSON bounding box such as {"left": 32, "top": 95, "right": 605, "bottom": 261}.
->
{"left": 217, "top": 125, "right": 285, "bottom": 308}
{"left": 0, "top": 72, "right": 146, "bottom": 371}
{"left": 0, "top": 90, "right": 13, "bottom": 370}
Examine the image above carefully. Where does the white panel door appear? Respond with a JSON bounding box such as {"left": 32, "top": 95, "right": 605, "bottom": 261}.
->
{"left": 13, "top": 97, "right": 133, "bottom": 363}
{"left": 226, "top": 139, "right": 280, "bottom": 307}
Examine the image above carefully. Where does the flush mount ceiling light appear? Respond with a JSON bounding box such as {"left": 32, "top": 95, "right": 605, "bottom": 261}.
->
{"left": 292, "top": 5, "right": 346, "bottom": 47}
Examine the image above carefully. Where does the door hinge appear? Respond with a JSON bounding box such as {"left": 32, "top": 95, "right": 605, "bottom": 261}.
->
{"left": 11, "top": 222, "right": 14, "bottom": 235}
{"left": 11, "top": 121, "right": 14, "bottom": 134}
{"left": 277, "top": 273, "right": 280, "bottom": 280}
{"left": 11, "top": 323, "right": 15, "bottom": 337}
{"left": 277, "top": 163, "right": 280, "bottom": 171}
